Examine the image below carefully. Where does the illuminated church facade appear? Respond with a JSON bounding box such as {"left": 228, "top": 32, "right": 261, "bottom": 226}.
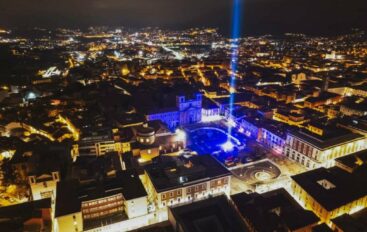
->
{"left": 147, "top": 93, "right": 202, "bottom": 129}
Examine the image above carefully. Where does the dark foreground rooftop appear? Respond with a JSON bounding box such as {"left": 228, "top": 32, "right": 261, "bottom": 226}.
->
{"left": 169, "top": 195, "right": 248, "bottom": 232}
{"left": 332, "top": 209, "right": 367, "bottom": 232}
{"left": 231, "top": 188, "right": 319, "bottom": 232}
{"left": 292, "top": 166, "right": 367, "bottom": 211}
{"left": 0, "top": 198, "right": 51, "bottom": 231}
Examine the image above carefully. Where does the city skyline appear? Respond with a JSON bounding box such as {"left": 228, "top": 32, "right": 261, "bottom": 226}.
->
{"left": 1, "top": 0, "right": 367, "bottom": 36}
{"left": 0, "top": 1, "right": 366, "bottom": 232}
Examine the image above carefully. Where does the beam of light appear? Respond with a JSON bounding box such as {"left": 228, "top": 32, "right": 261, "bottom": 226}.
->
{"left": 227, "top": 0, "right": 243, "bottom": 139}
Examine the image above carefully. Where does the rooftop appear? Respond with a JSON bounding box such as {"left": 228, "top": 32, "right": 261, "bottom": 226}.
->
{"left": 78, "top": 169, "right": 147, "bottom": 201}
{"left": 55, "top": 169, "right": 147, "bottom": 217}
{"left": 231, "top": 188, "right": 319, "bottom": 231}
{"left": 311, "top": 223, "right": 333, "bottom": 232}
{"left": 144, "top": 155, "right": 231, "bottom": 192}
{"left": 289, "top": 127, "right": 364, "bottom": 150}
{"left": 0, "top": 198, "right": 51, "bottom": 231}
{"left": 169, "top": 195, "right": 248, "bottom": 232}
{"left": 305, "top": 92, "right": 340, "bottom": 103}
{"left": 292, "top": 166, "right": 367, "bottom": 211}
{"left": 337, "top": 116, "right": 367, "bottom": 134}
{"left": 332, "top": 211, "right": 367, "bottom": 232}
{"left": 55, "top": 179, "right": 81, "bottom": 217}
{"left": 335, "top": 150, "right": 367, "bottom": 171}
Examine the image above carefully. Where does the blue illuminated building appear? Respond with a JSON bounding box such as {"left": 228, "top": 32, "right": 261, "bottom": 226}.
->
{"left": 147, "top": 93, "right": 202, "bottom": 130}
{"left": 239, "top": 115, "right": 263, "bottom": 140}
{"left": 260, "top": 124, "right": 287, "bottom": 154}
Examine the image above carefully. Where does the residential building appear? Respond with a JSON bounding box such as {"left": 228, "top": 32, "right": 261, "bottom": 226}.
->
{"left": 0, "top": 198, "right": 52, "bottom": 232}
{"left": 28, "top": 171, "right": 60, "bottom": 201}
{"left": 232, "top": 188, "right": 319, "bottom": 232}
{"left": 260, "top": 122, "right": 287, "bottom": 154}
{"left": 54, "top": 170, "right": 148, "bottom": 232}
{"left": 283, "top": 127, "right": 366, "bottom": 168}
{"left": 331, "top": 209, "right": 367, "bottom": 232}
{"left": 143, "top": 155, "right": 231, "bottom": 210}
{"left": 290, "top": 165, "right": 367, "bottom": 224}
{"left": 168, "top": 195, "right": 248, "bottom": 232}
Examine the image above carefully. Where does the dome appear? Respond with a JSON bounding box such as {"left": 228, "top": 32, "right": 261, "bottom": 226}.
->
{"left": 136, "top": 124, "right": 155, "bottom": 145}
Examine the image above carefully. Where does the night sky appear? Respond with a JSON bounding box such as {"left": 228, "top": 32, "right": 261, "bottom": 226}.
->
{"left": 0, "top": 0, "right": 366, "bottom": 35}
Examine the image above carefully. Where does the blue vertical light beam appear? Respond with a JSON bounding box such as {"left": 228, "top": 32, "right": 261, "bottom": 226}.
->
{"left": 227, "top": 0, "right": 243, "bottom": 139}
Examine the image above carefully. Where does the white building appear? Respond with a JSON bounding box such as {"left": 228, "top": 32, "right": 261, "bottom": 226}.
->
{"left": 54, "top": 170, "right": 149, "bottom": 232}
{"left": 283, "top": 128, "right": 366, "bottom": 169}
{"left": 28, "top": 171, "right": 60, "bottom": 201}
{"left": 143, "top": 155, "right": 231, "bottom": 211}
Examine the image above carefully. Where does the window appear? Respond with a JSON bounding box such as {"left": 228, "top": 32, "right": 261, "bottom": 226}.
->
{"left": 169, "top": 192, "right": 174, "bottom": 197}
{"left": 162, "top": 194, "right": 166, "bottom": 200}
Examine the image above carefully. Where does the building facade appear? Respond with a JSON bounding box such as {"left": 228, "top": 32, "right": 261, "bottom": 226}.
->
{"left": 283, "top": 129, "right": 366, "bottom": 169}
{"left": 54, "top": 170, "right": 149, "bottom": 232}
{"left": 28, "top": 171, "right": 60, "bottom": 201}
{"left": 290, "top": 166, "right": 367, "bottom": 224}
{"left": 143, "top": 155, "right": 231, "bottom": 212}
{"left": 260, "top": 126, "right": 286, "bottom": 154}
{"left": 147, "top": 94, "right": 202, "bottom": 130}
